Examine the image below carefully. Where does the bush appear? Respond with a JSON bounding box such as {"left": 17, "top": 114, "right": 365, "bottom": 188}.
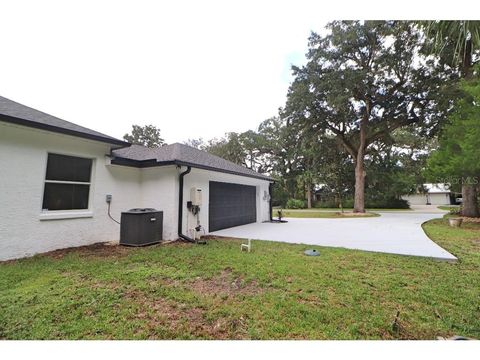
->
{"left": 450, "top": 206, "right": 462, "bottom": 215}
{"left": 313, "top": 200, "right": 340, "bottom": 208}
{"left": 366, "top": 198, "right": 410, "bottom": 209}
{"left": 315, "top": 197, "right": 410, "bottom": 209}
{"left": 271, "top": 185, "right": 289, "bottom": 208}
{"left": 286, "top": 199, "right": 307, "bottom": 209}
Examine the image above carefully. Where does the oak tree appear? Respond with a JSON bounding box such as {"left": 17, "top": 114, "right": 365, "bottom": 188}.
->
{"left": 285, "top": 21, "right": 446, "bottom": 212}
{"left": 123, "top": 124, "right": 165, "bottom": 148}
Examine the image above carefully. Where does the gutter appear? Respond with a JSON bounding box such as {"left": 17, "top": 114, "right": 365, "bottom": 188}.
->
{"left": 174, "top": 161, "right": 273, "bottom": 182}
{"left": 178, "top": 166, "right": 196, "bottom": 242}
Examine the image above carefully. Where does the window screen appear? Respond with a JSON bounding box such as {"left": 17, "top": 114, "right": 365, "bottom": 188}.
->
{"left": 42, "top": 154, "right": 93, "bottom": 211}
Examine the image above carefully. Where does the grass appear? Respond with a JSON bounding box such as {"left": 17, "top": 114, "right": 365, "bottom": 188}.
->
{"left": 438, "top": 205, "right": 460, "bottom": 211}
{"left": 273, "top": 210, "right": 380, "bottom": 218}
{"left": 274, "top": 207, "right": 412, "bottom": 212}
{"left": 0, "top": 218, "right": 479, "bottom": 340}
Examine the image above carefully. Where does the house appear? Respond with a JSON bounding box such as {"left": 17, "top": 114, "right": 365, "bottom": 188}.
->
{"left": 0, "top": 96, "right": 273, "bottom": 261}
{"left": 401, "top": 183, "right": 453, "bottom": 206}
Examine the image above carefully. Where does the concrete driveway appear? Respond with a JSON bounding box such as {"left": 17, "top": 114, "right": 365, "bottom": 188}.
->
{"left": 211, "top": 211, "right": 457, "bottom": 261}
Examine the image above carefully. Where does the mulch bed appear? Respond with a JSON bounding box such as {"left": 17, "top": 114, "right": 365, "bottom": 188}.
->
{"left": 459, "top": 217, "right": 480, "bottom": 223}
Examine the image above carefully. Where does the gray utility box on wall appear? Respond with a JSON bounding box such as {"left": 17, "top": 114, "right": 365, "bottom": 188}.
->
{"left": 120, "top": 208, "right": 163, "bottom": 246}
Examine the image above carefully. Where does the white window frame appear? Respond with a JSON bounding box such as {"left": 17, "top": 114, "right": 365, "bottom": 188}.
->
{"left": 39, "top": 152, "right": 95, "bottom": 221}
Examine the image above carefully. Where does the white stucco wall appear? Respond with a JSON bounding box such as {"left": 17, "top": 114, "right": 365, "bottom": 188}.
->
{"left": 139, "top": 166, "right": 179, "bottom": 240}
{"left": 1, "top": 123, "right": 273, "bottom": 260}
{"left": 0, "top": 122, "right": 144, "bottom": 261}
{"left": 181, "top": 167, "right": 271, "bottom": 236}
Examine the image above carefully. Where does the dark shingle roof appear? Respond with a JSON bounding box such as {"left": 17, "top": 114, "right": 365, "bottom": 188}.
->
{"left": 0, "top": 95, "right": 128, "bottom": 146}
{"left": 0, "top": 95, "right": 272, "bottom": 181}
{"left": 112, "top": 143, "right": 273, "bottom": 181}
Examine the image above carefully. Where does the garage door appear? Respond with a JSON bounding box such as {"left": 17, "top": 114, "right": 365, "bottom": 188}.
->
{"left": 209, "top": 181, "right": 257, "bottom": 232}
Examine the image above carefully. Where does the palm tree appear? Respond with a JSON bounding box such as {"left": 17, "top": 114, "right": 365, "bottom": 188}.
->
{"left": 422, "top": 21, "right": 480, "bottom": 217}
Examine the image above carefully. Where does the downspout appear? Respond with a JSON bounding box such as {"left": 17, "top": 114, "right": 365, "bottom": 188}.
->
{"left": 178, "top": 166, "right": 195, "bottom": 242}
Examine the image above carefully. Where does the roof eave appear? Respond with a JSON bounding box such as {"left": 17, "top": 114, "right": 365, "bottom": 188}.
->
{"left": 174, "top": 160, "right": 274, "bottom": 182}
{"left": 110, "top": 156, "right": 273, "bottom": 181}
{"left": 0, "top": 114, "right": 130, "bottom": 147}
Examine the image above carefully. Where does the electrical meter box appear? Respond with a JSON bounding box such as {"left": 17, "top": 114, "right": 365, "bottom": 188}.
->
{"left": 190, "top": 187, "right": 202, "bottom": 206}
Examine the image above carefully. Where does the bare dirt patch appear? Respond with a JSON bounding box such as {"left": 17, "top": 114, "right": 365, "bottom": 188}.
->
{"left": 123, "top": 289, "right": 246, "bottom": 339}
{"left": 45, "top": 242, "right": 131, "bottom": 260}
{"left": 337, "top": 212, "right": 377, "bottom": 217}
{"left": 199, "top": 235, "right": 227, "bottom": 240}
{"left": 469, "top": 239, "right": 480, "bottom": 249}
{"left": 162, "top": 239, "right": 194, "bottom": 247}
{"left": 188, "top": 268, "right": 263, "bottom": 298}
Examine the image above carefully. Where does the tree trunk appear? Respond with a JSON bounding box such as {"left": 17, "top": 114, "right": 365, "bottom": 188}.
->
{"left": 353, "top": 113, "right": 368, "bottom": 213}
{"left": 461, "top": 183, "right": 479, "bottom": 217}
{"left": 462, "top": 38, "right": 473, "bottom": 79}
{"left": 306, "top": 185, "right": 312, "bottom": 209}
{"left": 353, "top": 156, "right": 366, "bottom": 213}
{"left": 338, "top": 192, "right": 344, "bottom": 213}
{"left": 458, "top": 38, "right": 477, "bottom": 217}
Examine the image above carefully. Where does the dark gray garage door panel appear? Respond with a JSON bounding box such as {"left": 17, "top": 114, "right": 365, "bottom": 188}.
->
{"left": 209, "top": 181, "right": 257, "bottom": 232}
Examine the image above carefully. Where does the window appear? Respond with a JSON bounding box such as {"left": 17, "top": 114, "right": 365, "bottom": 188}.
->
{"left": 42, "top": 153, "right": 93, "bottom": 211}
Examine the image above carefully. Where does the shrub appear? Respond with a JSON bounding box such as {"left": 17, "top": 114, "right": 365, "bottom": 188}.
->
{"left": 366, "top": 198, "right": 410, "bottom": 209}
{"left": 286, "top": 199, "right": 306, "bottom": 209}
{"left": 313, "top": 200, "right": 340, "bottom": 208}
{"left": 450, "top": 206, "right": 462, "bottom": 215}
{"left": 271, "top": 185, "right": 289, "bottom": 208}
{"left": 315, "top": 197, "right": 410, "bottom": 209}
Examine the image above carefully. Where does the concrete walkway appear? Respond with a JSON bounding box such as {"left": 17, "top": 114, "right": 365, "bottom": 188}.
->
{"left": 211, "top": 211, "right": 457, "bottom": 261}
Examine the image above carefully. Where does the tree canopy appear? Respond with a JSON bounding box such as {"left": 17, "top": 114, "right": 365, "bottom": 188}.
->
{"left": 169, "top": 21, "right": 480, "bottom": 215}
{"left": 426, "top": 80, "right": 480, "bottom": 216}
{"left": 422, "top": 21, "right": 480, "bottom": 78}
{"left": 421, "top": 21, "right": 480, "bottom": 216}
{"left": 123, "top": 124, "right": 165, "bottom": 148}
{"left": 284, "top": 21, "right": 449, "bottom": 212}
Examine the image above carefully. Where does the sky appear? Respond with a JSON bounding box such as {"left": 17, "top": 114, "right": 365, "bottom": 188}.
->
{"left": 0, "top": 1, "right": 469, "bottom": 144}
{"left": 0, "top": 0, "right": 329, "bottom": 143}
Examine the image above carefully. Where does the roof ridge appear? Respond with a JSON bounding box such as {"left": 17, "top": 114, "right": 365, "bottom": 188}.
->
{"left": 174, "top": 142, "right": 240, "bottom": 165}
{"left": 171, "top": 142, "right": 184, "bottom": 159}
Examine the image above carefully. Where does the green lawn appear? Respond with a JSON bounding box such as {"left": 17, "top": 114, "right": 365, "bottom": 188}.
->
{"left": 0, "top": 218, "right": 479, "bottom": 340}
{"left": 273, "top": 207, "right": 412, "bottom": 212}
{"left": 438, "top": 205, "right": 460, "bottom": 211}
{"left": 273, "top": 210, "right": 380, "bottom": 218}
